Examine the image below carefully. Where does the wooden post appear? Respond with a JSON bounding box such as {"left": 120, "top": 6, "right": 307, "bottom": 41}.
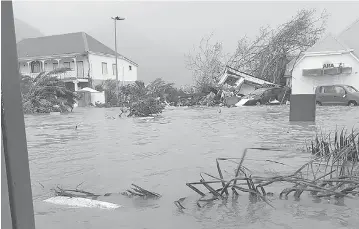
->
{"left": 1, "top": 1, "right": 36, "bottom": 229}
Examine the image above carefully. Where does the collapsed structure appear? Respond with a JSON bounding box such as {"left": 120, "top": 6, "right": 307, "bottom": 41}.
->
{"left": 218, "top": 66, "right": 279, "bottom": 95}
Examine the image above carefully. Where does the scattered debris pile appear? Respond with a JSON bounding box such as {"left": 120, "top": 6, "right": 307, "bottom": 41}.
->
{"left": 178, "top": 138, "right": 359, "bottom": 209}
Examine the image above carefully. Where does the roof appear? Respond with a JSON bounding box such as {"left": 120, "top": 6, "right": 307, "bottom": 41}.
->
{"left": 16, "top": 32, "right": 138, "bottom": 66}
{"left": 305, "top": 33, "right": 350, "bottom": 53}
{"left": 338, "top": 19, "right": 359, "bottom": 58}
{"left": 286, "top": 18, "right": 359, "bottom": 78}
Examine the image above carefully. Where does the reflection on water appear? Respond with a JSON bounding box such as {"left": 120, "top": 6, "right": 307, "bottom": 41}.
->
{"left": 25, "top": 106, "right": 359, "bottom": 229}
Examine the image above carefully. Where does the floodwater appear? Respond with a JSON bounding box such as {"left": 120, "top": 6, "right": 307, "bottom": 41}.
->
{"left": 25, "top": 106, "right": 359, "bottom": 229}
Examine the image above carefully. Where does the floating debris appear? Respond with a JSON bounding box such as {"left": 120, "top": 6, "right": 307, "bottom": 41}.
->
{"left": 50, "top": 183, "right": 161, "bottom": 200}
{"left": 44, "top": 196, "right": 121, "bottom": 209}
{"left": 122, "top": 184, "right": 162, "bottom": 199}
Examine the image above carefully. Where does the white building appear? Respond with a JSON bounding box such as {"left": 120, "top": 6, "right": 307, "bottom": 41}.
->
{"left": 289, "top": 19, "right": 359, "bottom": 94}
{"left": 17, "top": 32, "right": 138, "bottom": 91}
{"left": 287, "top": 19, "right": 359, "bottom": 121}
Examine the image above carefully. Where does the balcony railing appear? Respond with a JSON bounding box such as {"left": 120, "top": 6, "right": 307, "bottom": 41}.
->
{"left": 22, "top": 70, "right": 88, "bottom": 80}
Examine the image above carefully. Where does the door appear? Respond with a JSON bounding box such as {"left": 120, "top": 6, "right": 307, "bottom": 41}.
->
{"left": 316, "top": 86, "right": 326, "bottom": 104}
{"left": 332, "top": 86, "right": 347, "bottom": 105}
{"left": 77, "top": 92, "right": 91, "bottom": 107}
{"left": 319, "top": 86, "right": 336, "bottom": 105}
{"left": 77, "top": 61, "right": 84, "bottom": 78}
{"left": 31, "top": 61, "right": 41, "bottom": 73}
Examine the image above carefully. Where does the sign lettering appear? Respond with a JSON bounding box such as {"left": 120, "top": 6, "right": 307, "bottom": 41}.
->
{"left": 323, "top": 63, "right": 334, "bottom": 68}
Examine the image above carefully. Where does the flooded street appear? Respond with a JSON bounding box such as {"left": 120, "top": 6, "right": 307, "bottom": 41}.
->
{"left": 25, "top": 106, "right": 359, "bottom": 229}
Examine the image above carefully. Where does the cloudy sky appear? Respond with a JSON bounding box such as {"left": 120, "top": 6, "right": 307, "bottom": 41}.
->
{"left": 13, "top": 1, "right": 359, "bottom": 86}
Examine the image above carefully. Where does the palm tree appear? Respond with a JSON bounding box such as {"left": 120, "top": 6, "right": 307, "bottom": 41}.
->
{"left": 20, "top": 67, "right": 79, "bottom": 114}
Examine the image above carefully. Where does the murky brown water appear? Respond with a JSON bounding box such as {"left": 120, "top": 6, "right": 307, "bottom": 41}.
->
{"left": 25, "top": 106, "right": 359, "bottom": 229}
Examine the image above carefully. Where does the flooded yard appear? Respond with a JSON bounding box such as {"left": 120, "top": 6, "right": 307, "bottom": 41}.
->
{"left": 25, "top": 106, "right": 359, "bottom": 229}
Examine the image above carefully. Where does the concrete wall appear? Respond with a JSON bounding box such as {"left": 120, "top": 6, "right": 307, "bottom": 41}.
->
{"left": 88, "top": 53, "right": 138, "bottom": 83}
{"left": 292, "top": 53, "right": 359, "bottom": 94}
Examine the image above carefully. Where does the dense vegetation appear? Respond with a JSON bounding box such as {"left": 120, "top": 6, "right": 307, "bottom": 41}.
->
{"left": 20, "top": 68, "right": 79, "bottom": 114}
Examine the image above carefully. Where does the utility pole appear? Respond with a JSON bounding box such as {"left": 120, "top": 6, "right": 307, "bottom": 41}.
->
{"left": 111, "top": 16, "right": 125, "bottom": 104}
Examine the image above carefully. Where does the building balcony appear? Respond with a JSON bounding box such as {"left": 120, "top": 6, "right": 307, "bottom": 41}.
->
{"left": 21, "top": 70, "right": 89, "bottom": 81}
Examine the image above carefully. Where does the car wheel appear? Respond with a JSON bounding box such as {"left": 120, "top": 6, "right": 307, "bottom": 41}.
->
{"left": 316, "top": 101, "right": 322, "bottom": 106}
{"left": 348, "top": 101, "right": 357, "bottom": 106}
{"left": 255, "top": 101, "right": 261, "bottom": 106}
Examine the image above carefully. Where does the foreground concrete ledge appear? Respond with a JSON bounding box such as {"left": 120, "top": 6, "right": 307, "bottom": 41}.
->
{"left": 289, "top": 94, "right": 316, "bottom": 122}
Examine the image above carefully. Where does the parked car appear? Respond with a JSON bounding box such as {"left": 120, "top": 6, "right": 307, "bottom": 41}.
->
{"left": 239, "top": 87, "right": 290, "bottom": 106}
{"left": 315, "top": 84, "right": 359, "bottom": 106}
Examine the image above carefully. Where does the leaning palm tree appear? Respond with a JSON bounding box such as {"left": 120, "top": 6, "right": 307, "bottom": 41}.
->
{"left": 145, "top": 78, "right": 175, "bottom": 101}
{"left": 20, "top": 67, "right": 79, "bottom": 114}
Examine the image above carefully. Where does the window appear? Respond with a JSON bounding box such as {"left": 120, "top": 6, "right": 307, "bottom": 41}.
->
{"left": 102, "top": 62, "right": 108, "bottom": 75}
{"left": 263, "top": 90, "right": 272, "bottom": 97}
{"left": 322, "top": 86, "right": 336, "bottom": 94}
{"left": 318, "top": 87, "right": 325, "bottom": 93}
{"left": 63, "top": 62, "right": 71, "bottom": 68}
{"left": 53, "top": 62, "right": 58, "bottom": 69}
{"left": 343, "top": 85, "right": 358, "bottom": 93}
{"left": 31, "top": 61, "right": 41, "bottom": 73}
{"left": 334, "top": 86, "right": 345, "bottom": 94}
{"left": 112, "top": 64, "right": 117, "bottom": 75}
{"left": 129, "top": 65, "right": 132, "bottom": 71}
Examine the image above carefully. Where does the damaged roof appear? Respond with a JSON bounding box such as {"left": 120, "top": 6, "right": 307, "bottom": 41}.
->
{"left": 219, "top": 67, "right": 276, "bottom": 87}
{"left": 17, "top": 32, "right": 138, "bottom": 66}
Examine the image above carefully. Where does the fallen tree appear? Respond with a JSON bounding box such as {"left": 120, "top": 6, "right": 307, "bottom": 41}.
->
{"left": 228, "top": 9, "right": 328, "bottom": 84}
{"left": 186, "top": 9, "right": 328, "bottom": 87}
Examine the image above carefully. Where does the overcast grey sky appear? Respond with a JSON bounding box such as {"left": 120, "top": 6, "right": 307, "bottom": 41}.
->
{"left": 13, "top": 1, "right": 359, "bottom": 85}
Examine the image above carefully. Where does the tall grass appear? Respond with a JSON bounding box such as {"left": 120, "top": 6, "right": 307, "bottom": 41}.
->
{"left": 181, "top": 143, "right": 359, "bottom": 210}
{"left": 306, "top": 127, "right": 359, "bottom": 162}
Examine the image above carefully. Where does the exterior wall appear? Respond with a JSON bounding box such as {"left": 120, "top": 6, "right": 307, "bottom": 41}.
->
{"left": 292, "top": 53, "right": 359, "bottom": 94}
{"left": 88, "top": 53, "right": 138, "bottom": 83}
{"left": 91, "top": 92, "right": 106, "bottom": 104}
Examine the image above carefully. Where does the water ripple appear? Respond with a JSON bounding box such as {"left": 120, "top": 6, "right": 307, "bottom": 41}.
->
{"left": 25, "top": 106, "right": 359, "bottom": 229}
